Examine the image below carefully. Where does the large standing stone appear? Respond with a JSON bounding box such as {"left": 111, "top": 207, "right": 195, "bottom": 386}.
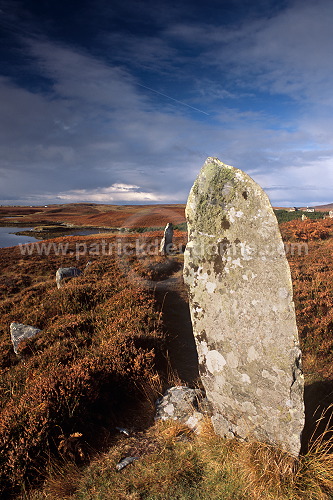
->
{"left": 183, "top": 157, "right": 304, "bottom": 455}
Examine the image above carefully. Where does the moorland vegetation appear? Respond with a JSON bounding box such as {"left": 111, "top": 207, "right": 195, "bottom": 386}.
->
{"left": 0, "top": 213, "right": 333, "bottom": 499}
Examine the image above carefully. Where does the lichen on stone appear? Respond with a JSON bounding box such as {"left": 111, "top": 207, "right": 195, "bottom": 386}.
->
{"left": 183, "top": 157, "right": 305, "bottom": 456}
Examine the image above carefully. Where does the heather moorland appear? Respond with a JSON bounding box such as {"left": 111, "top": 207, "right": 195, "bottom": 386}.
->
{"left": 0, "top": 206, "right": 333, "bottom": 499}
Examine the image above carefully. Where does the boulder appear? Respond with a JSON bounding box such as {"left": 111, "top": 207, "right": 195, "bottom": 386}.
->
{"left": 10, "top": 322, "right": 41, "bottom": 354}
{"left": 56, "top": 267, "right": 82, "bottom": 288}
{"left": 56, "top": 261, "right": 92, "bottom": 288}
{"left": 155, "top": 386, "right": 208, "bottom": 433}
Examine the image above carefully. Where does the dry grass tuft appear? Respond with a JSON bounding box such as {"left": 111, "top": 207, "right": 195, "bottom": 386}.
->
{"left": 156, "top": 419, "right": 194, "bottom": 442}
{"left": 195, "top": 415, "right": 218, "bottom": 442}
{"left": 235, "top": 440, "right": 298, "bottom": 499}
{"left": 23, "top": 416, "right": 333, "bottom": 500}
{"left": 295, "top": 406, "right": 333, "bottom": 499}
{"left": 41, "top": 461, "right": 82, "bottom": 500}
{"left": 58, "top": 433, "right": 87, "bottom": 463}
{"left": 233, "top": 405, "right": 333, "bottom": 500}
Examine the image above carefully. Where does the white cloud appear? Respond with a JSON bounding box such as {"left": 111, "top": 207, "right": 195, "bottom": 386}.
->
{"left": 56, "top": 183, "right": 177, "bottom": 203}
{"left": 255, "top": 156, "right": 333, "bottom": 206}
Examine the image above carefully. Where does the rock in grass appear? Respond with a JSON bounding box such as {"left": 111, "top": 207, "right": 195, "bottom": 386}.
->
{"left": 115, "top": 427, "right": 131, "bottom": 437}
{"left": 55, "top": 261, "right": 92, "bottom": 288}
{"left": 116, "top": 456, "right": 139, "bottom": 471}
{"left": 55, "top": 266, "right": 82, "bottom": 289}
{"left": 10, "top": 322, "right": 41, "bottom": 354}
{"left": 183, "top": 157, "right": 305, "bottom": 456}
{"left": 155, "top": 386, "right": 209, "bottom": 433}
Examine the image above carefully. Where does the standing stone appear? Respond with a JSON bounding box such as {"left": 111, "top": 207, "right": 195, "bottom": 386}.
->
{"left": 10, "top": 322, "right": 41, "bottom": 354}
{"left": 183, "top": 157, "right": 304, "bottom": 456}
{"left": 329, "top": 210, "right": 333, "bottom": 218}
{"left": 160, "top": 223, "right": 174, "bottom": 255}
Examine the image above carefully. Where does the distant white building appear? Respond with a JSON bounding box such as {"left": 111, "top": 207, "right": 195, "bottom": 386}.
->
{"left": 306, "top": 207, "right": 315, "bottom": 213}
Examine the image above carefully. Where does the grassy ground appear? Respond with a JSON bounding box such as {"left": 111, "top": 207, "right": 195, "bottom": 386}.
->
{"left": 274, "top": 210, "right": 328, "bottom": 224}
{"left": 25, "top": 417, "right": 333, "bottom": 500}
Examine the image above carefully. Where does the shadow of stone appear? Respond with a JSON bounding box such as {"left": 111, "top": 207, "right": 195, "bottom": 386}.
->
{"left": 154, "top": 286, "right": 199, "bottom": 387}
{"left": 147, "top": 258, "right": 182, "bottom": 281}
{"left": 301, "top": 379, "right": 333, "bottom": 454}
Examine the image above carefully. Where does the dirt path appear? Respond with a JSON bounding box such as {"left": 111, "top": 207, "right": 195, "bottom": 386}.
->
{"left": 148, "top": 266, "right": 200, "bottom": 387}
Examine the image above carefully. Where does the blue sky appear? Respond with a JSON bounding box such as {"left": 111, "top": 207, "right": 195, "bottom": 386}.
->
{"left": 1, "top": 0, "right": 333, "bottom": 206}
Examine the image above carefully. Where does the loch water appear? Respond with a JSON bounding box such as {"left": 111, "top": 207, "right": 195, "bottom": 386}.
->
{"left": 0, "top": 226, "right": 38, "bottom": 248}
{"left": 0, "top": 226, "right": 115, "bottom": 249}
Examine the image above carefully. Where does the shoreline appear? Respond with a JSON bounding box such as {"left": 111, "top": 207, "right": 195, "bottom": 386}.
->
{"left": 13, "top": 225, "right": 124, "bottom": 240}
{"left": 0, "top": 222, "right": 125, "bottom": 243}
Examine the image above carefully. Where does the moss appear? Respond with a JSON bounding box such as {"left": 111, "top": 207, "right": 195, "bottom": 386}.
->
{"left": 189, "top": 158, "right": 244, "bottom": 235}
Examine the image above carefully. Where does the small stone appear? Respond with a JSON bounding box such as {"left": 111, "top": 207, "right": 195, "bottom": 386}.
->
{"left": 155, "top": 386, "right": 206, "bottom": 432}
{"left": 10, "top": 322, "right": 41, "bottom": 355}
{"left": 116, "top": 457, "right": 139, "bottom": 471}
{"left": 55, "top": 267, "right": 82, "bottom": 288}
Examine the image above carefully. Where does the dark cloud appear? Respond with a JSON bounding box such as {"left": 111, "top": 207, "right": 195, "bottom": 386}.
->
{"left": 0, "top": 0, "right": 333, "bottom": 207}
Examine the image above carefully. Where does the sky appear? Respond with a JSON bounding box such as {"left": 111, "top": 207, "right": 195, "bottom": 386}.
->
{"left": 1, "top": 0, "right": 333, "bottom": 207}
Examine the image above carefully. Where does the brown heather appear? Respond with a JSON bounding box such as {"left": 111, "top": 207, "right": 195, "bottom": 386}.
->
{"left": 0, "top": 234, "right": 176, "bottom": 495}
{"left": 280, "top": 219, "right": 333, "bottom": 379}
{"left": 1, "top": 216, "right": 333, "bottom": 499}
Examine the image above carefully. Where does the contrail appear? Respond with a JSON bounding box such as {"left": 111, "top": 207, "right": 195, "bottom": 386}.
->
{"left": 0, "top": 12, "right": 209, "bottom": 117}
{"left": 137, "top": 83, "right": 210, "bottom": 116}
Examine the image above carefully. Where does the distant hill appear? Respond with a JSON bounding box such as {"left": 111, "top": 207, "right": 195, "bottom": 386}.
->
{"left": 0, "top": 203, "right": 187, "bottom": 229}
{"left": 312, "top": 203, "right": 333, "bottom": 211}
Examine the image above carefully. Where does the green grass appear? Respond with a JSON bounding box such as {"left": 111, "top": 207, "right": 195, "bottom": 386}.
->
{"left": 274, "top": 210, "right": 328, "bottom": 224}
{"left": 127, "top": 222, "right": 187, "bottom": 233}
{"left": 26, "top": 421, "right": 245, "bottom": 500}
{"left": 24, "top": 418, "right": 333, "bottom": 500}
